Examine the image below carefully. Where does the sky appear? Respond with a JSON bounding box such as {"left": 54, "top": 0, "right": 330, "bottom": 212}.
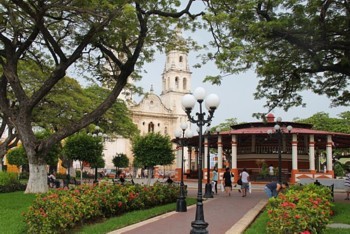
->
{"left": 135, "top": 31, "right": 349, "bottom": 127}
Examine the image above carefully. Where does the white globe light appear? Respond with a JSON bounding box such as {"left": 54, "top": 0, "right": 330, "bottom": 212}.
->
{"left": 180, "top": 122, "right": 188, "bottom": 130}
{"left": 205, "top": 93, "right": 220, "bottom": 110}
{"left": 267, "top": 129, "right": 273, "bottom": 135}
{"left": 185, "top": 130, "right": 193, "bottom": 138}
{"left": 287, "top": 125, "right": 293, "bottom": 132}
{"left": 182, "top": 94, "right": 196, "bottom": 109}
{"left": 193, "top": 87, "right": 206, "bottom": 101}
{"left": 174, "top": 130, "right": 182, "bottom": 138}
{"left": 276, "top": 117, "right": 282, "bottom": 122}
{"left": 274, "top": 124, "right": 281, "bottom": 131}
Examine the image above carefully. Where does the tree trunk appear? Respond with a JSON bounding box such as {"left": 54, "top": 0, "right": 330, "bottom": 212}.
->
{"left": 147, "top": 167, "right": 153, "bottom": 186}
{"left": 25, "top": 163, "right": 48, "bottom": 193}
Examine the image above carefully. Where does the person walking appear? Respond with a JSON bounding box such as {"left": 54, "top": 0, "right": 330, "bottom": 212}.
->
{"left": 344, "top": 169, "right": 350, "bottom": 200}
{"left": 212, "top": 167, "right": 218, "bottom": 194}
{"left": 223, "top": 167, "right": 233, "bottom": 196}
{"left": 264, "top": 181, "right": 289, "bottom": 198}
{"left": 240, "top": 168, "right": 250, "bottom": 197}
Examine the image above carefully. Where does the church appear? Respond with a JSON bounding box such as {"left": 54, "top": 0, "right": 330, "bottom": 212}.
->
{"left": 102, "top": 32, "right": 192, "bottom": 174}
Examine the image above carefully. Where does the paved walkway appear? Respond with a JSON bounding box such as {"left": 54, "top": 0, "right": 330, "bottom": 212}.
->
{"left": 108, "top": 180, "right": 350, "bottom": 234}
{"left": 109, "top": 183, "right": 268, "bottom": 234}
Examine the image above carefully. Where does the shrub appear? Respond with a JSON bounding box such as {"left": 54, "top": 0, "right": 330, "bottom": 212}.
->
{"left": 0, "top": 172, "right": 26, "bottom": 193}
{"left": 266, "top": 184, "right": 333, "bottom": 234}
{"left": 23, "top": 183, "right": 179, "bottom": 233}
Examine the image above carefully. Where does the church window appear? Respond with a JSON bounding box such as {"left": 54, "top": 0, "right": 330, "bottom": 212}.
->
{"left": 150, "top": 100, "right": 154, "bottom": 105}
{"left": 164, "top": 127, "right": 168, "bottom": 135}
{"left": 158, "top": 123, "right": 160, "bottom": 126}
{"left": 179, "top": 56, "right": 183, "bottom": 62}
{"left": 148, "top": 122, "right": 154, "bottom": 132}
{"left": 175, "top": 77, "right": 179, "bottom": 89}
{"left": 183, "top": 78, "right": 187, "bottom": 90}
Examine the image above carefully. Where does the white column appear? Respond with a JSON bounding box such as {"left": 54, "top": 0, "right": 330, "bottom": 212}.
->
{"left": 217, "top": 135, "right": 223, "bottom": 169}
{"left": 231, "top": 135, "right": 237, "bottom": 169}
{"left": 204, "top": 136, "right": 209, "bottom": 168}
{"left": 176, "top": 146, "right": 182, "bottom": 168}
{"left": 292, "top": 134, "right": 298, "bottom": 170}
{"left": 326, "top": 135, "right": 333, "bottom": 171}
{"left": 309, "top": 135, "right": 315, "bottom": 171}
{"left": 187, "top": 147, "right": 192, "bottom": 171}
{"left": 251, "top": 135, "right": 256, "bottom": 153}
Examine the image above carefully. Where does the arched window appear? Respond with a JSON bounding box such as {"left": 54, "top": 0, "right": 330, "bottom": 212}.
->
{"left": 179, "top": 56, "right": 183, "bottom": 62}
{"left": 183, "top": 78, "right": 187, "bottom": 90}
{"left": 148, "top": 122, "right": 154, "bottom": 133}
{"left": 164, "top": 127, "right": 168, "bottom": 135}
{"left": 175, "top": 77, "right": 179, "bottom": 89}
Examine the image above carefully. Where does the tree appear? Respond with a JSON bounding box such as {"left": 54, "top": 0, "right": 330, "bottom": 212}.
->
{"left": 0, "top": 117, "right": 19, "bottom": 171}
{"left": 112, "top": 153, "right": 129, "bottom": 173}
{"left": 63, "top": 132, "right": 104, "bottom": 183}
{"left": 296, "top": 112, "right": 350, "bottom": 134}
{"left": 0, "top": 1, "right": 202, "bottom": 193}
{"left": 212, "top": 118, "right": 239, "bottom": 132}
{"left": 132, "top": 132, "right": 174, "bottom": 184}
{"left": 203, "top": 1, "right": 350, "bottom": 114}
{"left": 6, "top": 146, "right": 28, "bottom": 177}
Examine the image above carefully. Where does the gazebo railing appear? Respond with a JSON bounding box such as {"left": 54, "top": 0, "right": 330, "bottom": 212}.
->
{"left": 236, "top": 146, "right": 308, "bottom": 155}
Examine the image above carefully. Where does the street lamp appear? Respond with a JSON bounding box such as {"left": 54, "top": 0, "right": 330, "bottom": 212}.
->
{"left": 175, "top": 123, "right": 193, "bottom": 212}
{"left": 267, "top": 117, "right": 292, "bottom": 183}
{"left": 204, "top": 126, "right": 213, "bottom": 198}
{"left": 182, "top": 87, "right": 220, "bottom": 234}
{"left": 91, "top": 126, "right": 107, "bottom": 184}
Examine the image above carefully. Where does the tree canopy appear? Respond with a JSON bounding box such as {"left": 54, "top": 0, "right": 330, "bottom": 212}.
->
{"left": 132, "top": 132, "right": 174, "bottom": 168}
{"left": 0, "top": 0, "right": 202, "bottom": 193}
{"left": 295, "top": 111, "right": 350, "bottom": 134}
{"left": 203, "top": 1, "right": 350, "bottom": 114}
{"left": 112, "top": 153, "right": 130, "bottom": 170}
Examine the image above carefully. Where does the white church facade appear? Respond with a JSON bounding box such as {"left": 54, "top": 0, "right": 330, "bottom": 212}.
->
{"left": 102, "top": 35, "right": 193, "bottom": 174}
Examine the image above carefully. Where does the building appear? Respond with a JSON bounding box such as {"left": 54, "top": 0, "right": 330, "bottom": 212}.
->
{"left": 180, "top": 113, "right": 350, "bottom": 183}
{"left": 102, "top": 31, "right": 192, "bottom": 174}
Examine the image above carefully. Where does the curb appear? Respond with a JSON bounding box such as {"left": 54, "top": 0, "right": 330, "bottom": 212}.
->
{"left": 225, "top": 199, "right": 268, "bottom": 234}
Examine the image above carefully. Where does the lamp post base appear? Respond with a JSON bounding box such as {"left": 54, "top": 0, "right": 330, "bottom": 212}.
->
{"left": 176, "top": 197, "right": 187, "bottom": 212}
{"left": 204, "top": 183, "right": 213, "bottom": 198}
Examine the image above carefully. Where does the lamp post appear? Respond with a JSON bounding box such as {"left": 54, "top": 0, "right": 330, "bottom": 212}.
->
{"left": 175, "top": 123, "right": 193, "bottom": 212}
{"left": 267, "top": 117, "right": 292, "bottom": 183}
{"left": 182, "top": 87, "right": 220, "bottom": 234}
{"left": 204, "top": 126, "right": 213, "bottom": 198}
{"left": 92, "top": 126, "right": 107, "bottom": 184}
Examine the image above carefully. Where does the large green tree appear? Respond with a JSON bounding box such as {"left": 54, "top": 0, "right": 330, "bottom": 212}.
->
{"left": 296, "top": 112, "right": 350, "bottom": 134}
{"left": 203, "top": 1, "right": 350, "bottom": 114}
{"left": 132, "top": 132, "right": 174, "bottom": 184}
{"left": 0, "top": 0, "right": 202, "bottom": 193}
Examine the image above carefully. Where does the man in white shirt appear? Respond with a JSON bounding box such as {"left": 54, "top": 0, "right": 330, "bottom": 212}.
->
{"left": 240, "top": 168, "right": 250, "bottom": 197}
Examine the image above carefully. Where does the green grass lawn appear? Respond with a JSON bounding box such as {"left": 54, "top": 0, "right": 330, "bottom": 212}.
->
{"left": 244, "top": 202, "right": 350, "bottom": 234}
{"left": 0, "top": 191, "right": 36, "bottom": 234}
{"left": 0, "top": 190, "right": 196, "bottom": 234}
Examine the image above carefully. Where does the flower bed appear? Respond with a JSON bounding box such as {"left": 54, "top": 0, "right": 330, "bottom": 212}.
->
{"left": 266, "top": 184, "right": 333, "bottom": 234}
{"left": 23, "top": 183, "right": 178, "bottom": 233}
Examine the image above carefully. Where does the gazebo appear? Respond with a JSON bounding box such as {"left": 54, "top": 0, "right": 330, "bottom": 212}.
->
{"left": 175, "top": 114, "right": 350, "bottom": 184}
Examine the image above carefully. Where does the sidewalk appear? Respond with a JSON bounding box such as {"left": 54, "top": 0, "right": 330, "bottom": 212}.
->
{"left": 109, "top": 182, "right": 268, "bottom": 234}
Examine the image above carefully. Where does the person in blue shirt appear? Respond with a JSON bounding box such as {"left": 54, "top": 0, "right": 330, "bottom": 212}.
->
{"left": 264, "top": 181, "right": 289, "bottom": 198}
